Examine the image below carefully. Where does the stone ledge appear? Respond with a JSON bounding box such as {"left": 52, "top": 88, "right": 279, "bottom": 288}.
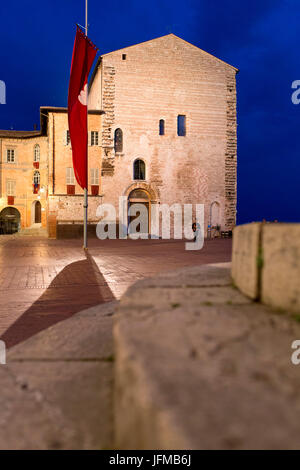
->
{"left": 114, "top": 263, "right": 300, "bottom": 449}
{"left": 232, "top": 223, "right": 300, "bottom": 312}
{"left": 231, "top": 223, "right": 261, "bottom": 299}
{"left": 262, "top": 224, "right": 300, "bottom": 312}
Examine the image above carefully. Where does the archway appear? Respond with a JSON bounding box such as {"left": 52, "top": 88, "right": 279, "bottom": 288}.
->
{"left": 124, "top": 182, "right": 159, "bottom": 238}
{"left": 211, "top": 201, "right": 220, "bottom": 227}
{"left": 34, "top": 201, "right": 41, "bottom": 224}
{"left": 31, "top": 200, "right": 42, "bottom": 225}
{"left": 128, "top": 189, "right": 150, "bottom": 236}
{"left": 0, "top": 207, "right": 21, "bottom": 234}
{"left": 209, "top": 201, "right": 221, "bottom": 238}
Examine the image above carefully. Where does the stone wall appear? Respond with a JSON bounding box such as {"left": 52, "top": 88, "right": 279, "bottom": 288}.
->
{"left": 48, "top": 195, "right": 102, "bottom": 221}
{"left": 46, "top": 111, "right": 102, "bottom": 237}
{"left": 89, "top": 34, "right": 238, "bottom": 232}
{"left": 47, "top": 111, "right": 102, "bottom": 196}
{"left": 225, "top": 69, "right": 238, "bottom": 229}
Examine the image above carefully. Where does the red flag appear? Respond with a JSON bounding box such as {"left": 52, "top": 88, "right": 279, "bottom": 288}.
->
{"left": 68, "top": 26, "right": 98, "bottom": 190}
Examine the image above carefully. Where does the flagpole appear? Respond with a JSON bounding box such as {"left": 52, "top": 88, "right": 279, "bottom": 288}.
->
{"left": 83, "top": 0, "right": 88, "bottom": 249}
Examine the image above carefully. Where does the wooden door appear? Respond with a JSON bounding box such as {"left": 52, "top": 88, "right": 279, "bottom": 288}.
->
{"left": 35, "top": 201, "right": 41, "bottom": 223}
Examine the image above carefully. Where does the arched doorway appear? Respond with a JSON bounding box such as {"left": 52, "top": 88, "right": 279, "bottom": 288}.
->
{"left": 0, "top": 207, "right": 21, "bottom": 234}
{"left": 31, "top": 200, "right": 42, "bottom": 225}
{"left": 128, "top": 189, "right": 150, "bottom": 236}
{"left": 209, "top": 201, "right": 221, "bottom": 238}
{"left": 211, "top": 201, "right": 220, "bottom": 227}
{"left": 34, "top": 201, "right": 41, "bottom": 224}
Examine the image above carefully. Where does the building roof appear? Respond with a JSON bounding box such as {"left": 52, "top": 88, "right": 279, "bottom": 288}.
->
{"left": 89, "top": 33, "right": 238, "bottom": 88}
{"left": 40, "top": 106, "right": 103, "bottom": 114}
{"left": 0, "top": 107, "right": 103, "bottom": 139}
{"left": 0, "top": 130, "right": 41, "bottom": 138}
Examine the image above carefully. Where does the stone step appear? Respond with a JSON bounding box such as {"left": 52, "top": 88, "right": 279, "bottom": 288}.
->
{"left": 19, "top": 227, "right": 47, "bottom": 237}
{"left": 114, "top": 262, "right": 300, "bottom": 449}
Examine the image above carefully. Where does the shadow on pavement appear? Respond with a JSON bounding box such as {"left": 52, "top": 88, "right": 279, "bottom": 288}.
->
{"left": 1, "top": 252, "right": 115, "bottom": 349}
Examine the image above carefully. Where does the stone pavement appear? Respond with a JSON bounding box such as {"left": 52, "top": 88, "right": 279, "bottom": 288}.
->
{"left": 1, "top": 236, "right": 300, "bottom": 449}
{"left": 0, "top": 236, "right": 231, "bottom": 348}
{"left": 1, "top": 301, "right": 116, "bottom": 450}
{"left": 114, "top": 263, "right": 300, "bottom": 450}
{"left": 0, "top": 235, "right": 231, "bottom": 449}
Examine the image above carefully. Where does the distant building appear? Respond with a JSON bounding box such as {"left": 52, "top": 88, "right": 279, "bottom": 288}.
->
{"left": 0, "top": 108, "right": 102, "bottom": 236}
{"left": 0, "top": 34, "right": 238, "bottom": 237}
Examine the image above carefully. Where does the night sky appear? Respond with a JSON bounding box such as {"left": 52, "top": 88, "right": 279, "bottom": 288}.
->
{"left": 0, "top": 0, "right": 299, "bottom": 224}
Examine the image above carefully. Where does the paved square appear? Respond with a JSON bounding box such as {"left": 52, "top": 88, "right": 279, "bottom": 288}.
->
{"left": 0, "top": 236, "right": 231, "bottom": 348}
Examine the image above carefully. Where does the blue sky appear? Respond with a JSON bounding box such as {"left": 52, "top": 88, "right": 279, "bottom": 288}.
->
{"left": 0, "top": 0, "right": 299, "bottom": 224}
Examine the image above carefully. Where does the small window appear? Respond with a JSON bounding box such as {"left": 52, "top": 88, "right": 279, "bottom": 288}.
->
{"left": 177, "top": 115, "right": 186, "bottom": 136}
{"left": 90, "top": 168, "right": 99, "bottom": 185}
{"left": 6, "top": 149, "right": 15, "bottom": 163}
{"left": 6, "top": 180, "right": 16, "bottom": 196}
{"left": 159, "top": 119, "right": 165, "bottom": 136}
{"left": 0, "top": 80, "right": 5, "bottom": 105}
{"left": 133, "top": 159, "right": 146, "bottom": 180}
{"left": 66, "top": 167, "right": 75, "bottom": 185}
{"left": 33, "top": 171, "right": 40, "bottom": 185}
{"left": 64, "top": 130, "right": 70, "bottom": 146}
{"left": 114, "top": 128, "right": 123, "bottom": 153}
{"left": 122, "top": 54, "right": 126, "bottom": 60}
{"left": 34, "top": 144, "right": 40, "bottom": 162}
{"left": 91, "top": 131, "right": 99, "bottom": 146}
{"left": 66, "top": 130, "right": 71, "bottom": 145}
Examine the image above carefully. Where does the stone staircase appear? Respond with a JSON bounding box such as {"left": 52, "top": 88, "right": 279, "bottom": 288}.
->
{"left": 19, "top": 224, "right": 47, "bottom": 237}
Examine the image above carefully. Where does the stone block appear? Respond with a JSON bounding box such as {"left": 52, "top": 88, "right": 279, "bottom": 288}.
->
{"left": 114, "top": 263, "right": 300, "bottom": 449}
{"left": 262, "top": 224, "right": 300, "bottom": 313}
{"left": 231, "top": 223, "right": 261, "bottom": 299}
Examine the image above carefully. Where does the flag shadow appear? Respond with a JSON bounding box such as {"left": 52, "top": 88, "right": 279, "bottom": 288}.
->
{"left": 1, "top": 252, "right": 115, "bottom": 349}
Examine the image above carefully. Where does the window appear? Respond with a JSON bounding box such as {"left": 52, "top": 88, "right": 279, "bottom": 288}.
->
{"left": 6, "top": 149, "right": 15, "bottom": 163}
{"left": 6, "top": 180, "right": 16, "bottom": 196}
{"left": 122, "top": 54, "right": 127, "bottom": 60}
{"left": 33, "top": 171, "right": 40, "bottom": 185}
{"left": 159, "top": 119, "right": 165, "bottom": 136}
{"left": 114, "top": 128, "right": 123, "bottom": 153}
{"left": 177, "top": 115, "right": 186, "bottom": 136}
{"left": 90, "top": 131, "right": 99, "bottom": 146}
{"left": 66, "top": 167, "right": 75, "bottom": 185}
{"left": 90, "top": 168, "right": 99, "bottom": 195}
{"left": 33, "top": 171, "right": 40, "bottom": 194}
{"left": 133, "top": 159, "right": 146, "bottom": 180}
{"left": 64, "top": 130, "right": 71, "bottom": 145}
{"left": 34, "top": 144, "right": 40, "bottom": 162}
{"left": 90, "top": 168, "right": 99, "bottom": 185}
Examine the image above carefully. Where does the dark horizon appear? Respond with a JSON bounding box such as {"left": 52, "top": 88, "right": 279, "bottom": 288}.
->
{"left": 0, "top": 0, "right": 299, "bottom": 225}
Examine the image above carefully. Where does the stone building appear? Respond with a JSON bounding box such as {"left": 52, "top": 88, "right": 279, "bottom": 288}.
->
{"left": 0, "top": 125, "right": 48, "bottom": 233}
{"left": 0, "top": 34, "right": 238, "bottom": 238}
{"left": 89, "top": 33, "right": 238, "bottom": 236}
{"left": 0, "top": 108, "right": 102, "bottom": 236}
{"left": 44, "top": 108, "right": 102, "bottom": 238}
